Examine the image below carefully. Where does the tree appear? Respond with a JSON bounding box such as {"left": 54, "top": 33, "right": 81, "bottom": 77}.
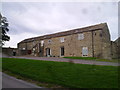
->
{"left": 0, "top": 14, "right": 10, "bottom": 46}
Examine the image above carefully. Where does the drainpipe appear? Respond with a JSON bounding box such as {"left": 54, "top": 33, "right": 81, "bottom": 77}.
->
{"left": 25, "top": 42, "right": 27, "bottom": 55}
{"left": 91, "top": 31, "right": 94, "bottom": 57}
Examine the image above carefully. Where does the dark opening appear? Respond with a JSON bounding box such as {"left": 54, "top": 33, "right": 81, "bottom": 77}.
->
{"left": 61, "top": 46, "right": 64, "bottom": 56}
{"left": 99, "top": 33, "right": 102, "bottom": 37}
{"left": 13, "top": 52, "right": 16, "bottom": 56}
{"left": 28, "top": 50, "right": 31, "bottom": 54}
{"left": 39, "top": 48, "right": 44, "bottom": 57}
{"left": 46, "top": 48, "right": 51, "bottom": 56}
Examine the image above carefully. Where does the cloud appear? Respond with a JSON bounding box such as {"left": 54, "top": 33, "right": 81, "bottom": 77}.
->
{"left": 4, "top": 32, "right": 39, "bottom": 47}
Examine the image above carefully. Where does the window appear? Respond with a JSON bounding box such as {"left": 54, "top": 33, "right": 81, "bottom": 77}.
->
{"left": 78, "top": 33, "right": 84, "bottom": 40}
{"left": 33, "top": 41, "right": 35, "bottom": 46}
{"left": 82, "top": 47, "right": 88, "bottom": 57}
{"left": 22, "top": 48, "right": 25, "bottom": 50}
{"left": 48, "top": 40, "right": 52, "bottom": 44}
{"left": 41, "top": 40, "right": 44, "bottom": 46}
{"left": 33, "top": 48, "right": 35, "bottom": 51}
{"left": 94, "top": 33, "right": 96, "bottom": 36}
{"left": 99, "top": 33, "right": 102, "bottom": 37}
{"left": 60, "top": 37, "right": 64, "bottom": 42}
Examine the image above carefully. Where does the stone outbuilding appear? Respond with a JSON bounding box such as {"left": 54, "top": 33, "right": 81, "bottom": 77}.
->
{"left": 2, "top": 47, "right": 18, "bottom": 56}
{"left": 18, "top": 23, "right": 112, "bottom": 59}
{"left": 111, "top": 37, "right": 120, "bottom": 59}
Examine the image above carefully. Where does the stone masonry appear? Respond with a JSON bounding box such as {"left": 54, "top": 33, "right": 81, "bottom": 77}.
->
{"left": 18, "top": 23, "right": 115, "bottom": 59}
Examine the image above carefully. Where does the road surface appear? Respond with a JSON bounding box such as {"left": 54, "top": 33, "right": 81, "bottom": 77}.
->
{"left": 2, "top": 72, "right": 41, "bottom": 88}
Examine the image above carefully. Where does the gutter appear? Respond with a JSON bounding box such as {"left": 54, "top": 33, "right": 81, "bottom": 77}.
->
{"left": 91, "top": 31, "right": 94, "bottom": 57}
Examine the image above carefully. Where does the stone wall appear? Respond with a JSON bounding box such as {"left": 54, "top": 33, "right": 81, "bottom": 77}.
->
{"left": 93, "top": 30, "right": 103, "bottom": 58}
{"left": 101, "top": 24, "right": 112, "bottom": 59}
{"left": 17, "top": 23, "right": 112, "bottom": 59}
{"left": 2, "top": 47, "right": 18, "bottom": 56}
{"left": 111, "top": 41, "right": 118, "bottom": 59}
{"left": 112, "top": 37, "right": 120, "bottom": 59}
{"left": 117, "top": 38, "right": 120, "bottom": 58}
{"left": 43, "top": 31, "right": 94, "bottom": 57}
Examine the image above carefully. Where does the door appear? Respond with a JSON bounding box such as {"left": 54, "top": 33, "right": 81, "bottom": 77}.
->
{"left": 28, "top": 50, "right": 31, "bottom": 54}
{"left": 60, "top": 46, "right": 64, "bottom": 56}
{"left": 82, "top": 47, "right": 88, "bottom": 57}
{"left": 39, "top": 43, "right": 44, "bottom": 57}
{"left": 39, "top": 47, "right": 44, "bottom": 57}
{"left": 46, "top": 48, "right": 51, "bottom": 57}
{"left": 13, "top": 52, "right": 16, "bottom": 56}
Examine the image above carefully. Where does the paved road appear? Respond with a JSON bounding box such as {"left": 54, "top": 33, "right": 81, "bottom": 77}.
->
{"left": 2, "top": 72, "right": 41, "bottom": 88}
{"left": 12, "top": 56, "right": 120, "bottom": 66}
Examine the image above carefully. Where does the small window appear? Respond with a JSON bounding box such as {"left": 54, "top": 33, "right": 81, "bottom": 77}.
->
{"left": 33, "top": 48, "right": 35, "bottom": 51}
{"left": 41, "top": 40, "right": 44, "bottom": 46}
{"left": 33, "top": 41, "right": 35, "bottom": 46}
{"left": 78, "top": 33, "right": 84, "bottom": 40}
{"left": 48, "top": 40, "right": 52, "bottom": 44}
{"left": 22, "top": 48, "right": 25, "bottom": 50}
{"left": 60, "top": 37, "right": 64, "bottom": 42}
{"left": 95, "top": 33, "right": 96, "bottom": 36}
{"left": 99, "top": 33, "right": 102, "bottom": 37}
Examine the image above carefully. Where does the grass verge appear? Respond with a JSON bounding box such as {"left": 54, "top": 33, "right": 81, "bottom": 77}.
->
{"left": 64, "top": 57, "right": 97, "bottom": 60}
{"left": 64, "top": 57, "right": 119, "bottom": 62}
{"left": 2, "top": 58, "right": 119, "bottom": 88}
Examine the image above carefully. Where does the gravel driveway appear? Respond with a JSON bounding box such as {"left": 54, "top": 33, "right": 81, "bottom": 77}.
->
{"left": 10, "top": 56, "right": 120, "bottom": 66}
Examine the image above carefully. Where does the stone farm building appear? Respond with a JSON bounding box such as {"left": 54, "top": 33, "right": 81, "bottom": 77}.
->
{"left": 18, "top": 23, "right": 116, "bottom": 59}
{"left": 2, "top": 47, "right": 18, "bottom": 56}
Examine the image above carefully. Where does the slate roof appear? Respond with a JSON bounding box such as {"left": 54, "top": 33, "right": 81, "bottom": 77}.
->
{"left": 19, "top": 23, "right": 107, "bottom": 43}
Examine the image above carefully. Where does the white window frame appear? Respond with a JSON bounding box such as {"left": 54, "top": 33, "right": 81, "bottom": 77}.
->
{"left": 78, "top": 33, "right": 84, "bottom": 40}
{"left": 60, "top": 37, "right": 64, "bottom": 43}
{"left": 33, "top": 48, "right": 35, "bottom": 51}
{"left": 41, "top": 40, "right": 44, "bottom": 46}
{"left": 82, "top": 47, "right": 88, "bottom": 57}
{"left": 22, "top": 48, "right": 25, "bottom": 50}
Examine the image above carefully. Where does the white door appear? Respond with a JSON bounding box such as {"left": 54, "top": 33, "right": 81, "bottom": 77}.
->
{"left": 46, "top": 48, "right": 51, "bottom": 57}
{"left": 82, "top": 47, "right": 88, "bottom": 57}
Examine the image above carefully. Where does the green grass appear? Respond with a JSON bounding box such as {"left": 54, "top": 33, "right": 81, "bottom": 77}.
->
{"left": 64, "top": 57, "right": 97, "bottom": 60}
{"left": 0, "top": 58, "right": 2, "bottom": 72}
{"left": 2, "top": 58, "right": 119, "bottom": 88}
{"left": 64, "top": 57, "right": 119, "bottom": 62}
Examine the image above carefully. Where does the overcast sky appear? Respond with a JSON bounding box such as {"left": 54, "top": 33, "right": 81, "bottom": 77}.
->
{"left": 1, "top": 1, "right": 118, "bottom": 48}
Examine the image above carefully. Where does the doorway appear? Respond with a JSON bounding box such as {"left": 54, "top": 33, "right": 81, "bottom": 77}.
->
{"left": 46, "top": 48, "right": 51, "bottom": 57}
{"left": 60, "top": 46, "right": 64, "bottom": 56}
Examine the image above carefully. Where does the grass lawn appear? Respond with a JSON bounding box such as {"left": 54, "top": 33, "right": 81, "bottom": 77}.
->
{"left": 64, "top": 57, "right": 97, "bottom": 60}
{"left": 2, "top": 58, "right": 119, "bottom": 88}
{"left": 64, "top": 57, "right": 119, "bottom": 62}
